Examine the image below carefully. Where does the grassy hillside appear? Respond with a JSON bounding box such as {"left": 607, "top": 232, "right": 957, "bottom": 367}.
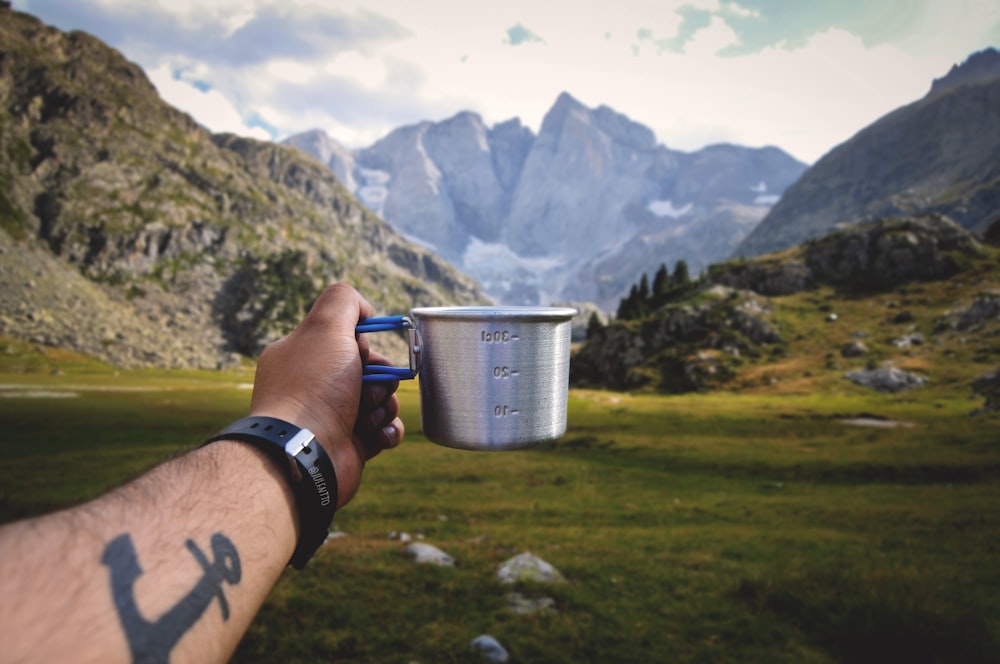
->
{"left": 575, "top": 216, "right": 1000, "bottom": 400}
{"left": 0, "top": 340, "right": 997, "bottom": 662}
{"left": 0, "top": 7, "right": 486, "bottom": 370}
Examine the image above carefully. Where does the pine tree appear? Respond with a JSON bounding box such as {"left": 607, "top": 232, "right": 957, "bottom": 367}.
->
{"left": 652, "top": 263, "right": 670, "bottom": 300}
{"left": 617, "top": 284, "right": 640, "bottom": 320}
{"left": 638, "top": 273, "right": 650, "bottom": 301}
{"left": 672, "top": 260, "right": 691, "bottom": 286}
{"left": 586, "top": 312, "right": 604, "bottom": 339}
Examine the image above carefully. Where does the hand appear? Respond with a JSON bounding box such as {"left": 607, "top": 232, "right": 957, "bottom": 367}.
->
{"left": 248, "top": 284, "right": 404, "bottom": 509}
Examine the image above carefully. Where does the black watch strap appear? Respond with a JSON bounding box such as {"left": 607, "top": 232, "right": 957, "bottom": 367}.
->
{"left": 204, "top": 416, "right": 338, "bottom": 569}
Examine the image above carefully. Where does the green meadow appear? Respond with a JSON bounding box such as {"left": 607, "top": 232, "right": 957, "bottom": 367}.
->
{"left": 1, "top": 341, "right": 998, "bottom": 663}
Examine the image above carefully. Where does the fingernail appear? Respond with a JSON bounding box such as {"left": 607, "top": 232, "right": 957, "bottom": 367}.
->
{"left": 382, "top": 425, "right": 399, "bottom": 445}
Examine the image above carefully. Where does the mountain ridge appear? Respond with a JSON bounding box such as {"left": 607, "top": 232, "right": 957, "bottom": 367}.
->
{"left": 286, "top": 93, "right": 806, "bottom": 311}
{"left": 736, "top": 48, "right": 1000, "bottom": 258}
{"left": 0, "top": 6, "right": 485, "bottom": 368}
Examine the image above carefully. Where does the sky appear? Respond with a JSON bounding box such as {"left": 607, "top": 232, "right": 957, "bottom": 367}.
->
{"left": 12, "top": 0, "right": 1000, "bottom": 164}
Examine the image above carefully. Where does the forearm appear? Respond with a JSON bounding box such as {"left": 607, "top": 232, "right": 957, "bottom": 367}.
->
{"left": 0, "top": 441, "right": 297, "bottom": 664}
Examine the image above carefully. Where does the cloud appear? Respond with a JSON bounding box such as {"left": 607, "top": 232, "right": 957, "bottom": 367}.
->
{"left": 14, "top": 0, "right": 1000, "bottom": 163}
{"left": 147, "top": 65, "right": 271, "bottom": 140}
{"left": 504, "top": 23, "right": 546, "bottom": 46}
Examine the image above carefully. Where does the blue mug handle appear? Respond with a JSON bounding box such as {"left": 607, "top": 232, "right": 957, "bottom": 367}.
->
{"left": 355, "top": 316, "right": 421, "bottom": 382}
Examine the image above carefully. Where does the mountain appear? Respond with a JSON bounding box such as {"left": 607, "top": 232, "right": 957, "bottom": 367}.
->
{"left": 285, "top": 94, "right": 806, "bottom": 311}
{"left": 736, "top": 48, "right": 1000, "bottom": 258}
{"left": 0, "top": 6, "right": 485, "bottom": 368}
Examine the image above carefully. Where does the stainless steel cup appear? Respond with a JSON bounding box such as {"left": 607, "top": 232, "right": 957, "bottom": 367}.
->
{"left": 411, "top": 306, "right": 577, "bottom": 450}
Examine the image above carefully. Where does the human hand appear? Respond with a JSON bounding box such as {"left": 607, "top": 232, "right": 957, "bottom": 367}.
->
{"left": 248, "top": 284, "right": 404, "bottom": 509}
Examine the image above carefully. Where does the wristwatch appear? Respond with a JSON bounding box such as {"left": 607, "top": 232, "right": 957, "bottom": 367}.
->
{"left": 204, "top": 416, "right": 338, "bottom": 569}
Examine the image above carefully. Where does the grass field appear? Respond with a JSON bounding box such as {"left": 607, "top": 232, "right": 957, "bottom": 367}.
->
{"left": 1, "top": 341, "right": 998, "bottom": 663}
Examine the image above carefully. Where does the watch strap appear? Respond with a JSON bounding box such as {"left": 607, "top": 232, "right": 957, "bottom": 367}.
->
{"left": 204, "top": 416, "right": 338, "bottom": 569}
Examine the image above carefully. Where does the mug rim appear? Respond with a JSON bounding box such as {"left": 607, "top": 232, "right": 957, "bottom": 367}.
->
{"left": 411, "top": 306, "right": 578, "bottom": 322}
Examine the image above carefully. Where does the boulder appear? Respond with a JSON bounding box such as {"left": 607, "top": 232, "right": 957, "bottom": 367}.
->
{"left": 841, "top": 340, "right": 869, "bottom": 358}
{"left": 957, "top": 292, "right": 1000, "bottom": 330}
{"left": 496, "top": 552, "right": 566, "bottom": 585}
{"left": 972, "top": 367, "right": 1000, "bottom": 413}
{"left": 506, "top": 591, "right": 557, "bottom": 615}
{"left": 402, "top": 542, "right": 455, "bottom": 567}
{"left": 892, "top": 333, "right": 925, "bottom": 348}
{"left": 804, "top": 215, "right": 981, "bottom": 291}
{"left": 845, "top": 366, "right": 928, "bottom": 392}
{"left": 707, "top": 258, "right": 812, "bottom": 295}
{"left": 470, "top": 635, "right": 509, "bottom": 663}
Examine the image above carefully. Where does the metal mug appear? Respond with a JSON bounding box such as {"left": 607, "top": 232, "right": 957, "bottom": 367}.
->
{"left": 357, "top": 306, "right": 577, "bottom": 450}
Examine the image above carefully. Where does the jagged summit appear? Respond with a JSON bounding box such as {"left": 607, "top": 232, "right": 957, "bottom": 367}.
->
{"left": 288, "top": 93, "right": 805, "bottom": 310}
{"left": 930, "top": 47, "right": 1000, "bottom": 95}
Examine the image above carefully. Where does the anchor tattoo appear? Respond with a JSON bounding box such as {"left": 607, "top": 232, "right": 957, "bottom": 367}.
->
{"left": 102, "top": 532, "right": 242, "bottom": 664}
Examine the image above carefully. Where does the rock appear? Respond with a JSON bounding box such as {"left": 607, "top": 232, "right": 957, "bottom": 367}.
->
{"left": 957, "top": 292, "right": 1000, "bottom": 330}
{"left": 506, "top": 592, "right": 556, "bottom": 615}
{"left": 889, "top": 310, "right": 914, "bottom": 324}
{"left": 469, "top": 635, "right": 509, "bottom": 663}
{"left": 841, "top": 340, "right": 869, "bottom": 357}
{"left": 803, "top": 215, "right": 982, "bottom": 291}
{"left": 845, "top": 366, "right": 928, "bottom": 392}
{"left": 971, "top": 367, "right": 1000, "bottom": 413}
{"left": 893, "top": 333, "right": 925, "bottom": 348}
{"left": 497, "top": 552, "right": 566, "bottom": 585}
{"left": 402, "top": 542, "right": 455, "bottom": 567}
{"left": 706, "top": 258, "right": 812, "bottom": 295}
{"left": 571, "top": 287, "right": 780, "bottom": 393}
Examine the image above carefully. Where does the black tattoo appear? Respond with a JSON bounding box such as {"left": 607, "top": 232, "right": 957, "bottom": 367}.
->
{"left": 102, "top": 532, "right": 242, "bottom": 664}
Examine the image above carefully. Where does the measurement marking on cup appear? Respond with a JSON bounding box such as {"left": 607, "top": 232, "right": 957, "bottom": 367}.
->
{"left": 495, "top": 405, "right": 520, "bottom": 417}
{"left": 481, "top": 330, "right": 520, "bottom": 343}
{"left": 493, "top": 367, "right": 520, "bottom": 379}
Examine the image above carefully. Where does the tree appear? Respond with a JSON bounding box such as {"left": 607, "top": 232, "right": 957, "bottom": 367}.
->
{"left": 652, "top": 263, "right": 670, "bottom": 300}
{"left": 638, "top": 273, "right": 650, "bottom": 301}
{"left": 586, "top": 312, "right": 605, "bottom": 339}
{"left": 617, "top": 284, "right": 640, "bottom": 320}
{"left": 672, "top": 260, "right": 691, "bottom": 286}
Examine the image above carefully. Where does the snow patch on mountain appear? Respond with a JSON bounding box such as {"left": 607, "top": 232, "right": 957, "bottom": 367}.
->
{"left": 463, "top": 237, "right": 563, "bottom": 275}
{"left": 648, "top": 200, "right": 693, "bottom": 218}
{"left": 750, "top": 181, "right": 780, "bottom": 205}
{"left": 356, "top": 168, "right": 390, "bottom": 216}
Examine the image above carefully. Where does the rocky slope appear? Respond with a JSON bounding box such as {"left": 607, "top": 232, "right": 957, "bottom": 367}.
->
{"left": 736, "top": 48, "right": 1000, "bottom": 258}
{"left": 0, "top": 7, "right": 485, "bottom": 368}
{"left": 573, "top": 214, "right": 998, "bottom": 394}
{"left": 285, "top": 94, "right": 806, "bottom": 311}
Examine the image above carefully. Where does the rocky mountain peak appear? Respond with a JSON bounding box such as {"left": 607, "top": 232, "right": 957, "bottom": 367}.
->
{"left": 593, "top": 104, "right": 657, "bottom": 151}
{"left": 929, "top": 47, "right": 1000, "bottom": 96}
{"left": 283, "top": 129, "right": 357, "bottom": 191}
{"left": 538, "top": 91, "right": 590, "bottom": 138}
{"left": 288, "top": 91, "right": 806, "bottom": 310}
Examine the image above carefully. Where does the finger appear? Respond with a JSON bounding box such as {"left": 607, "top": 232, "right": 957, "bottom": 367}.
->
{"left": 358, "top": 394, "right": 401, "bottom": 434}
{"left": 308, "top": 283, "right": 375, "bottom": 327}
{"left": 362, "top": 416, "right": 404, "bottom": 461}
{"left": 361, "top": 380, "right": 400, "bottom": 409}
{"left": 383, "top": 416, "right": 404, "bottom": 449}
